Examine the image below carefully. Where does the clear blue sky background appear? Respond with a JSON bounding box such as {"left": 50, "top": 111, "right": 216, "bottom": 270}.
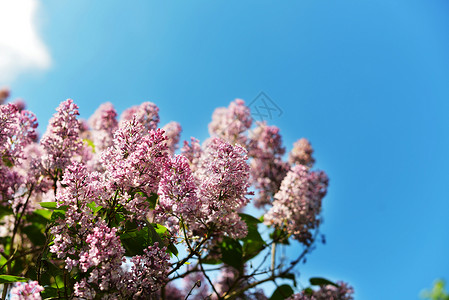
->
{"left": 6, "top": 1, "right": 449, "bottom": 299}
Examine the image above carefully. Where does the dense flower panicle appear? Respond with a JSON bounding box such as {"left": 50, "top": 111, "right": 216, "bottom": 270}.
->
{"left": 40, "top": 99, "right": 82, "bottom": 177}
{"left": 0, "top": 103, "right": 38, "bottom": 162}
{"left": 120, "top": 101, "right": 160, "bottom": 132}
{"left": 156, "top": 154, "right": 199, "bottom": 231}
{"left": 264, "top": 165, "right": 329, "bottom": 245}
{"left": 101, "top": 119, "right": 168, "bottom": 219}
{"left": 10, "top": 281, "right": 44, "bottom": 300}
{"left": 162, "top": 121, "right": 182, "bottom": 155}
{"left": 194, "top": 138, "right": 250, "bottom": 238}
{"left": 127, "top": 243, "right": 170, "bottom": 297}
{"left": 289, "top": 138, "right": 315, "bottom": 167}
{"left": 287, "top": 282, "right": 354, "bottom": 300}
{"left": 181, "top": 137, "right": 202, "bottom": 173}
{"left": 248, "top": 123, "right": 288, "bottom": 208}
{"left": 74, "top": 221, "right": 125, "bottom": 297}
{"left": 50, "top": 162, "right": 105, "bottom": 259}
{"left": 213, "top": 266, "right": 267, "bottom": 300}
{"left": 88, "top": 102, "right": 118, "bottom": 152}
{"left": 209, "top": 99, "right": 252, "bottom": 145}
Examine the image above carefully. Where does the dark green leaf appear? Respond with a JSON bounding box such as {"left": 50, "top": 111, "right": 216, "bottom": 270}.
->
{"left": 280, "top": 273, "right": 297, "bottom": 287}
{"left": 0, "top": 275, "right": 29, "bottom": 284}
{"left": 41, "top": 286, "right": 59, "bottom": 299}
{"left": 39, "top": 202, "right": 57, "bottom": 209}
{"left": 303, "top": 288, "right": 314, "bottom": 295}
{"left": 269, "top": 284, "right": 294, "bottom": 300}
{"left": 239, "top": 213, "right": 261, "bottom": 225}
{"left": 220, "top": 237, "right": 243, "bottom": 271}
{"left": 22, "top": 224, "right": 46, "bottom": 246}
{"left": 309, "top": 277, "right": 339, "bottom": 287}
{"left": 51, "top": 210, "right": 66, "bottom": 222}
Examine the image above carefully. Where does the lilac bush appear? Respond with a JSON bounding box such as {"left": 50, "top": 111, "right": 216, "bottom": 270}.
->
{"left": 0, "top": 91, "right": 353, "bottom": 300}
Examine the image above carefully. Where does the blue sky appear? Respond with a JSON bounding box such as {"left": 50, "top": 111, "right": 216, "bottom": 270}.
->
{"left": 2, "top": 0, "right": 449, "bottom": 299}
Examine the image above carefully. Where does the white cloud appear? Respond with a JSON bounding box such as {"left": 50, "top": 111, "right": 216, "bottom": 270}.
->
{"left": 0, "top": 0, "right": 51, "bottom": 83}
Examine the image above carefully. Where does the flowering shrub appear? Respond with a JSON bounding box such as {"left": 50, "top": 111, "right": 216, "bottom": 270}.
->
{"left": 0, "top": 88, "right": 353, "bottom": 299}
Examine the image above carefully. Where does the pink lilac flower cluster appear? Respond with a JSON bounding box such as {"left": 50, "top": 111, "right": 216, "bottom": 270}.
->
{"left": 162, "top": 121, "right": 182, "bottom": 156}
{"left": 194, "top": 137, "right": 251, "bottom": 238}
{"left": 0, "top": 102, "right": 38, "bottom": 211}
{"left": 209, "top": 99, "right": 252, "bottom": 145}
{"left": 88, "top": 102, "right": 118, "bottom": 152}
{"left": 288, "top": 138, "right": 315, "bottom": 167}
{"left": 181, "top": 137, "right": 202, "bottom": 173}
{"left": 288, "top": 282, "right": 354, "bottom": 300}
{"left": 40, "top": 99, "right": 83, "bottom": 179}
{"left": 120, "top": 101, "right": 160, "bottom": 132}
{"left": 156, "top": 154, "right": 199, "bottom": 233}
{"left": 248, "top": 123, "right": 289, "bottom": 208}
{"left": 264, "top": 165, "right": 329, "bottom": 245}
{"left": 126, "top": 243, "right": 171, "bottom": 297}
{"left": 10, "top": 281, "right": 44, "bottom": 300}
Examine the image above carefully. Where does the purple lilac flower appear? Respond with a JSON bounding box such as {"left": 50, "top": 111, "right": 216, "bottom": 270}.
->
{"left": 194, "top": 137, "right": 250, "bottom": 238}
{"left": 264, "top": 165, "right": 328, "bottom": 246}
{"left": 156, "top": 154, "right": 199, "bottom": 233}
{"left": 181, "top": 137, "right": 202, "bottom": 173}
{"left": 209, "top": 99, "right": 252, "bottom": 145}
{"left": 40, "top": 99, "right": 82, "bottom": 179}
{"left": 10, "top": 281, "right": 44, "bottom": 300}
{"left": 126, "top": 243, "right": 170, "bottom": 297}
{"left": 120, "top": 101, "right": 160, "bottom": 132}
{"left": 289, "top": 138, "right": 315, "bottom": 167}
{"left": 88, "top": 102, "right": 118, "bottom": 152}
{"left": 248, "top": 122, "right": 289, "bottom": 208}
{"left": 162, "top": 121, "right": 182, "bottom": 156}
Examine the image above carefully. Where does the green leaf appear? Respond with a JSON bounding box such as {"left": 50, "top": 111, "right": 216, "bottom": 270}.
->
{"left": 33, "top": 209, "right": 52, "bottom": 221}
{"left": 22, "top": 224, "right": 46, "bottom": 246}
{"left": 41, "top": 286, "right": 59, "bottom": 299}
{"left": 239, "top": 213, "right": 262, "bottom": 225}
{"left": 269, "top": 284, "right": 294, "bottom": 300}
{"left": 239, "top": 213, "right": 265, "bottom": 261}
{"left": 303, "top": 287, "right": 314, "bottom": 295}
{"left": 0, "top": 275, "right": 29, "bottom": 284}
{"left": 87, "top": 201, "right": 103, "bottom": 214}
{"left": 0, "top": 206, "right": 13, "bottom": 219}
{"left": 50, "top": 210, "right": 66, "bottom": 222}
{"left": 39, "top": 202, "right": 57, "bottom": 209}
{"left": 280, "top": 273, "right": 297, "bottom": 287}
{"left": 220, "top": 237, "right": 243, "bottom": 271}
{"left": 309, "top": 277, "right": 339, "bottom": 287}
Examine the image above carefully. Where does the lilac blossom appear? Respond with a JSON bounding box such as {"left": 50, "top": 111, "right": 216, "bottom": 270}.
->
{"left": 209, "top": 99, "right": 252, "bottom": 145}
{"left": 288, "top": 282, "right": 354, "bottom": 300}
{"left": 40, "top": 99, "right": 82, "bottom": 179}
{"left": 289, "top": 138, "right": 315, "bottom": 167}
{"left": 120, "top": 101, "right": 160, "bottom": 132}
{"left": 194, "top": 137, "right": 250, "bottom": 238}
{"left": 248, "top": 123, "right": 289, "bottom": 208}
{"left": 156, "top": 154, "right": 199, "bottom": 233}
{"left": 181, "top": 137, "right": 202, "bottom": 173}
{"left": 101, "top": 118, "right": 168, "bottom": 219}
{"left": 264, "top": 165, "right": 328, "bottom": 246}
{"left": 10, "top": 281, "right": 44, "bottom": 300}
{"left": 88, "top": 102, "right": 118, "bottom": 152}
{"left": 162, "top": 121, "right": 182, "bottom": 155}
{"left": 126, "top": 243, "right": 170, "bottom": 297}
